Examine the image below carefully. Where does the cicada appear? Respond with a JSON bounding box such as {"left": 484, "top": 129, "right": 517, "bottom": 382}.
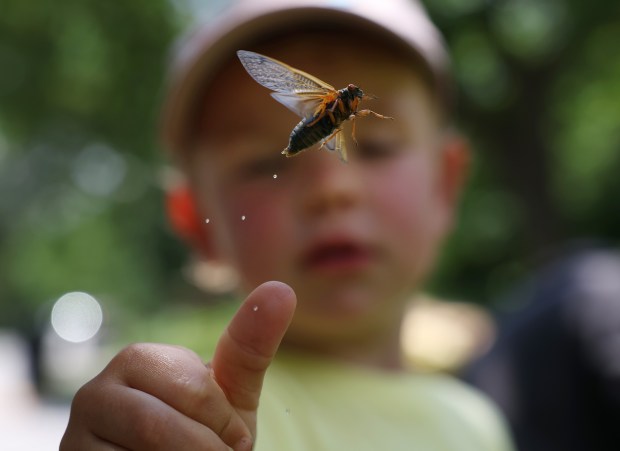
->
{"left": 237, "top": 50, "right": 393, "bottom": 163}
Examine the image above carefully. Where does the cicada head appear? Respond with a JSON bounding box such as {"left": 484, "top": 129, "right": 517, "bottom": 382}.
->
{"left": 347, "top": 84, "right": 364, "bottom": 100}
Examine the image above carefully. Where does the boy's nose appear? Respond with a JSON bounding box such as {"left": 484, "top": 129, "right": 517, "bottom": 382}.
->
{"left": 298, "top": 151, "right": 364, "bottom": 217}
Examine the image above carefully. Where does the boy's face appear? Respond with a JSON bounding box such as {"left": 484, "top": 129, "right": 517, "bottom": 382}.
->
{"left": 184, "top": 33, "right": 467, "bottom": 347}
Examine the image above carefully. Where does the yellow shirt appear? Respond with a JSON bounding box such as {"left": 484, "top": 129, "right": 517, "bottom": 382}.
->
{"left": 256, "top": 352, "right": 514, "bottom": 451}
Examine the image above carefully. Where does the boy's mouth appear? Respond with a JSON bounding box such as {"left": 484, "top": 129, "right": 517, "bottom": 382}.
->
{"left": 301, "top": 240, "right": 374, "bottom": 273}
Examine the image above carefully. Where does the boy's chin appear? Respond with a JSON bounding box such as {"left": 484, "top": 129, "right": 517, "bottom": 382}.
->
{"left": 289, "top": 289, "right": 401, "bottom": 339}
{"left": 297, "top": 277, "right": 408, "bottom": 313}
{"left": 284, "top": 314, "right": 396, "bottom": 356}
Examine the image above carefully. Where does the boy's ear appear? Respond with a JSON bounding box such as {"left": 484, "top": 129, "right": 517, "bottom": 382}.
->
{"left": 165, "top": 183, "right": 213, "bottom": 257}
{"left": 438, "top": 133, "right": 470, "bottom": 211}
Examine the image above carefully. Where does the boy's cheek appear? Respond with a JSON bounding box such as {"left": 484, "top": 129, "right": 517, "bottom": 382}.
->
{"left": 219, "top": 193, "right": 293, "bottom": 260}
{"left": 370, "top": 158, "right": 434, "bottom": 219}
{"left": 371, "top": 159, "right": 445, "bottom": 255}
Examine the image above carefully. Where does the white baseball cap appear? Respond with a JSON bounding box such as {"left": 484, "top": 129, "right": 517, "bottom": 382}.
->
{"left": 161, "top": 0, "right": 452, "bottom": 156}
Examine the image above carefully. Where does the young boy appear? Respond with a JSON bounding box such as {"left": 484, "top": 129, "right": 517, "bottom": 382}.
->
{"left": 61, "top": 0, "right": 514, "bottom": 449}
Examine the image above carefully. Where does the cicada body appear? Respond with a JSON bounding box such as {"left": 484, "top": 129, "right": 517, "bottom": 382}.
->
{"left": 237, "top": 50, "right": 392, "bottom": 163}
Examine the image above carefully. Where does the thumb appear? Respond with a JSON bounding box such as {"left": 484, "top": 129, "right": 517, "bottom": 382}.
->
{"left": 211, "top": 281, "right": 296, "bottom": 421}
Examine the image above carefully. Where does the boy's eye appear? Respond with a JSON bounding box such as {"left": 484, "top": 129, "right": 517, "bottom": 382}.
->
{"left": 237, "top": 153, "right": 287, "bottom": 179}
{"left": 355, "top": 136, "right": 405, "bottom": 160}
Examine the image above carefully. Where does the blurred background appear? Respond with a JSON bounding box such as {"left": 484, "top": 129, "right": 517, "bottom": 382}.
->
{"left": 1, "top": 0, "right": 619, "bottom": 448}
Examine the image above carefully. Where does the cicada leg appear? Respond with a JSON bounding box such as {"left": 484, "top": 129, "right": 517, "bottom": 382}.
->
{"left": 308, "top": 104, "right": 327, "bottom": 126}
{"left": 355, "top": 109, "right": 394, "bottom": 120}
{"left": 319, "top": 127, "right": 348, "bottom": 163}
{"left": 350, "top": 109, "right": 394, "bottom": 146}
{"left": 309, "top": 97, "right": 341, "bottom": 127}
{"left": 319, "top": 126, "right": 344, "bottom": 151}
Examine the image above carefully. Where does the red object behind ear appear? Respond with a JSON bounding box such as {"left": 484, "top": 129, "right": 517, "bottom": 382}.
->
{"left": 165, "top": 185, "right": 211, "bottom": 255}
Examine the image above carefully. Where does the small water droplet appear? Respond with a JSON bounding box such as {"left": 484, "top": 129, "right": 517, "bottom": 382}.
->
{"left": 205, "top": 218, "right": 210, "bottom": 224}
{"left": 252, "top": 305, "right": 258, "bottom": 312}
{"left": 241, "top": 215, "right": 246, "bottom": 221}
{"left": 273, "top": 174, "right": 278, "bottom": 179}
{"left": 285, "top": 407, "right": 291, "bottom": 416}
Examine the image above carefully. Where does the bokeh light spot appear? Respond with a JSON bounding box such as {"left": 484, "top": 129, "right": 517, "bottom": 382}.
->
{"left": 51, "top": 291, "right": 103, "bottom": 343}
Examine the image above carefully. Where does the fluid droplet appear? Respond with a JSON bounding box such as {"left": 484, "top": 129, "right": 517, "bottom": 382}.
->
{"left": 273, "top": 174, "right": 278, "bottom": 179}
{"left": 252, "top": 305, "right": 258, "bottom": 312}
{"left": 241, "top": 215, "right": 246, "bottom": 221}
{"left": 205, "top": 218, "right": 210, "bottom": 224}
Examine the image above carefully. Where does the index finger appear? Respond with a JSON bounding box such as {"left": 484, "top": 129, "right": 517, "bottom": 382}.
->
{"left": 211, "top": 281, "right": 296, "bottom": 413}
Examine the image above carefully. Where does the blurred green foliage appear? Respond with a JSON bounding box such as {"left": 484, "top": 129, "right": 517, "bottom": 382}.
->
{"left": 0, "top": 0, "right": 185, "bottom": 331}
{"left": 425, "top": 0, "right": 620, "bottom": 303}
{"left": 1, "top": 0, "right": 619, "bottom": 337}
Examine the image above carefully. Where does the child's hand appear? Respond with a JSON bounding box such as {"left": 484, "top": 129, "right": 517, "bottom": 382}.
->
{"left": 60, "top": 281, "right": 296, "bottom": 451}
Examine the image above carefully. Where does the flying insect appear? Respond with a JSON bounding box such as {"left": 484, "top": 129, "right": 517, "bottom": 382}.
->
{"left": 237, "top": 50, "right": 393, "bottom": 163}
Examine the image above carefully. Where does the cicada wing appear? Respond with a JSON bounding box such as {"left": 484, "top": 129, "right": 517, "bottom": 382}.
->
{"left": 322, "top": 131, "right": 348, "bottom": 163}
{"left": 335, "top": 131, "right": 348, "bottom": 163}
{"left": 324, "top": 136, "right": 336, "bottom": 151}
{"left": 237, "top": 50, "right": 336, "bottom": 94}
{"left": 271, "top": 92, "right": 326, "bottom": 119}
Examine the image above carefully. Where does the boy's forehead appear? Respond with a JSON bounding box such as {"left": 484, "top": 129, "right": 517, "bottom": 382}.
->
{"left": 189, "top": 29, "right": 441, "bottom": 164}
{"left": 195, "top": 32, "right": 440, "bottom": 160}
